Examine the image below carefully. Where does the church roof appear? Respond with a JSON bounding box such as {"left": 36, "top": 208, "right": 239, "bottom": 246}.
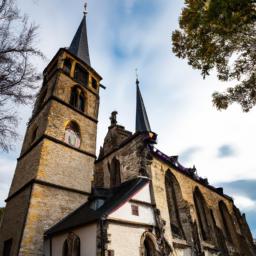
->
{"left": 45, "top": 177, "right": 149, "bottom": 237}
{"left": 69, "top": 15, "right": 91, "bottom": 66}
{"left": 136, "top": 80, "right": 151, "bottom": 132}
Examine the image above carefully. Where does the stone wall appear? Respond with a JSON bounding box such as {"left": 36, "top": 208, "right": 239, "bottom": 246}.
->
{"left": 95, "top": 134, "right": 147, "bottom": 188}
{"left": 45, "top": 100, "right": 97, "bottom": 155}
{"left": 54, "top": 72, "right": 99, "bottom": 120}
{"left": 9, "top": 142, "right": 43, "bottom": 195}
{"left": 150, "top": 156, "right": 255, "bottom": 255}
{"left": 37, "top": 140, "right": 95, "bottom": 192}
{"left": 19, "top": 183, "right": 87, "bottom": 255}
{"left": 95, "top": 127, "right": 255, "bottom": 255}
{"left": 0, "top": 49, "right": 101, "bottom": 256}
{"left": 0, "top": 186, "right": 32, "bottom": 255}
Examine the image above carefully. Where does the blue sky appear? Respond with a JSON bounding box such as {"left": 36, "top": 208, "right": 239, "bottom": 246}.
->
{"left": 0, "top": 0, "right": 256, "bottom": 237}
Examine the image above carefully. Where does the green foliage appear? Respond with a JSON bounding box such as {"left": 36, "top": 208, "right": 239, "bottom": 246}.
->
{"left": 172, "top": 0, "right": 256, "bottom": 111}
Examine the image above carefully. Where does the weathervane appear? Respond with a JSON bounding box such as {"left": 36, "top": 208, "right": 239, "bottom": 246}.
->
{"left": 83, "top": 1, "right": 88, "bottom": 15}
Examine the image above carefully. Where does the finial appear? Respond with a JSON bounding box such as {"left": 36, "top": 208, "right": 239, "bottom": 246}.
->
{"left": 110, "top": 111, "right": 118, "bottom": 126}
{"left": 83, "top": 1, "right": 88, "bottom": 15}
{"left": 135, "top": 68, "right": 139, "bottom": 86}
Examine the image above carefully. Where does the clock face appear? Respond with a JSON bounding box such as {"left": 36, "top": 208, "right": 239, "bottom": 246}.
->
{"left": 65, "top": 128, "right": 81, "bottom": 148}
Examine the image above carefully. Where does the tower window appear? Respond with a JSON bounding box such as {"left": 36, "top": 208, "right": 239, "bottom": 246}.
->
{"left": 70, "top": 86, "right": 86, "bottom": 112}
{"left": 74, "top": 63, "right": 89, "bottom": 86}
{"left": 3, "top": 239, "right": 12, "bottom": 256}
{"left": 70, "top": 87, "right": 78, "bottom": 107}
{"left": 63, "top": 58, "right": 72, "bottom": 76}
{"left": 64, "top": 121, "right": 81, "bottom": 148}
{"left": 92, "top": 77, "right": 97, "bottom": 89}
{"left": 79, "top": 93, "right": 85, "bottom": 112}
{"left": 109, "top": 157, "right": 121, "bottom": 187}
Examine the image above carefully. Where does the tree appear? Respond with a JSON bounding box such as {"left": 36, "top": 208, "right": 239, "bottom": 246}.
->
{"left": 172, "top": 0, "right": 256, "bottom": 111}
{"left": 0, "top": 0, "right": 43, "bottom": 152}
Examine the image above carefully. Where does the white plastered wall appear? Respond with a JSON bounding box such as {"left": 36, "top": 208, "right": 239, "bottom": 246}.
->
{"left": 108, "top": 182, "right": 157, "bottom": 255}
{"left": 49, "top": 223, "right": 97, "bottom": 256}
{"left": 108, "top": 223, "right": 149, "bottom": 256}
{"left": 109, "top": 182, "right": 155, "bottom": 225}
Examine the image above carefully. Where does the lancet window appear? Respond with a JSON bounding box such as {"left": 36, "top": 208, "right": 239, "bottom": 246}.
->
{"left": 193, "top": 187, "right": 211, "bottom": 241}
{"left": 64, "top": 121, "right": 81, "bottom": 148}
{"left": 165, "top": 170, "right": 185, "bottom": 239}
{"left": 109, "top": 157, "right": 121, "bottom": 187}
{"left": 74, "top": 63, "right": 89, "bottom": 86}
{"left": 219, "top": 201, "right": 236, "bottom": 243}
{"left": 62, "top": 232, "right": 80, "bottom": 256}
{"left": 70, "top": 86, "right": 86, "bottom": 112}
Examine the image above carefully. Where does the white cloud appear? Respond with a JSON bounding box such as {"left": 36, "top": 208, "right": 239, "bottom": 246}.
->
{"left": 0, "top": 0, "right": 255, "bottom": 210}
{"left": 233, "top": 195, "right": 256, "bottom": 212}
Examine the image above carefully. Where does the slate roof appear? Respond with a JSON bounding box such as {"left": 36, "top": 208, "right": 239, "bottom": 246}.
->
{"left": 136, "top": 79, "right": 151, "bottom": 132}
{"left": 45, "top": 177, "right": 150, "bottom": 237}
{"left": 69, "top": 15, "right": 91, "bottom": 66}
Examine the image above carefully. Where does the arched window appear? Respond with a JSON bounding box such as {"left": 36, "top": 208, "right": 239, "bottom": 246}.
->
{"left": 165, "top": 170, "right": 185, "bottom": 239}
{"left": 219, "top": 201, "right": 236, "bottom": 243}
{"left": 144, "top": 237, "right": 155, "bottom": 256}
{"left": 62, "top": 240, "right": 68, "bottom": 256}
{"left": 63, "top": 58, "right": 72, "bottom": 76}
{"left": 109, "top": 157, "right": 121, "bottom": 187}
{"left": 70, "top": 86, "right": 86, "bottom": 112}
{"left": 74, "top": 63, "right": 89, "bottom": 86}
{"left": 79, "top": 93, "right": 85, "bottom": 112}
{"left": 140, "top": 233, "right": 158, "bottom": 256}
{"left": 64, "top": 121, "right": 81, "bottom": 148}
{"left": 62, "top": 232, "right": 80, "bottom": 256}
{"left": 70, "top": 87, "right": 78, "bottom": 107}
{"left": 193, "top": 187, "right": 211, "bottom": 241}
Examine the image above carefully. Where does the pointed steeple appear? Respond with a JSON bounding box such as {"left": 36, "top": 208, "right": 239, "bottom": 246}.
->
{"left": 69, "top": 4, "right": 91, "bottom": 66}
{"left": 136, "top": 78, "right": 151, "bottom": 132}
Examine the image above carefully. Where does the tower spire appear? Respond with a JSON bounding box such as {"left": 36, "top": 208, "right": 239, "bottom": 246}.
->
{"left": 135, "top": 73, "right": 151, "bottom": 133}
{"left": 69, "top": 2, "right": 91, "bottom": 66}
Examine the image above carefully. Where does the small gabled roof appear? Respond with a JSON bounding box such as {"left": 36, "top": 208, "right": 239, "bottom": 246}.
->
{"left": 45, "top": 177, "right": 150, "bottom": 237}
{"left": 69, "top": 15, "right": 91, "bottom": 66}
{"left": 136, "top": 79, "right": 151, "bottom": 132}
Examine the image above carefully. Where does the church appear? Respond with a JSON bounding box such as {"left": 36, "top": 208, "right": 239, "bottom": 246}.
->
{"left": 0, "top": 6, "right": 255, "bottom": 256}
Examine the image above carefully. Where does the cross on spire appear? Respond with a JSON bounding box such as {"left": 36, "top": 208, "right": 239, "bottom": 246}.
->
{"left": 83, "top": 1, "right": 88, "bottom": 15}
{"left": 135, "top": 68, "right": 139, "bottom": 85}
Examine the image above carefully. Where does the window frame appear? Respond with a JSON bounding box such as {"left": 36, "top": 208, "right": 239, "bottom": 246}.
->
{"left": 74, "top": 63, "right": 89, "bottom": 86}
{"left": 131, "top": 204, "right": 139, "bottom": 216}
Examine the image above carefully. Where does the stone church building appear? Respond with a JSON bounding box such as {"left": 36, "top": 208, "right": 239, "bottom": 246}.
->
{"left": 0, "top": 8, "right": 255, "bottom": 256}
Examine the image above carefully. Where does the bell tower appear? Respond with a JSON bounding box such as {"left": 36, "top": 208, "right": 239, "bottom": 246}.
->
{"left": 0, "top": 8, "right": 102, "bottom": 255}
